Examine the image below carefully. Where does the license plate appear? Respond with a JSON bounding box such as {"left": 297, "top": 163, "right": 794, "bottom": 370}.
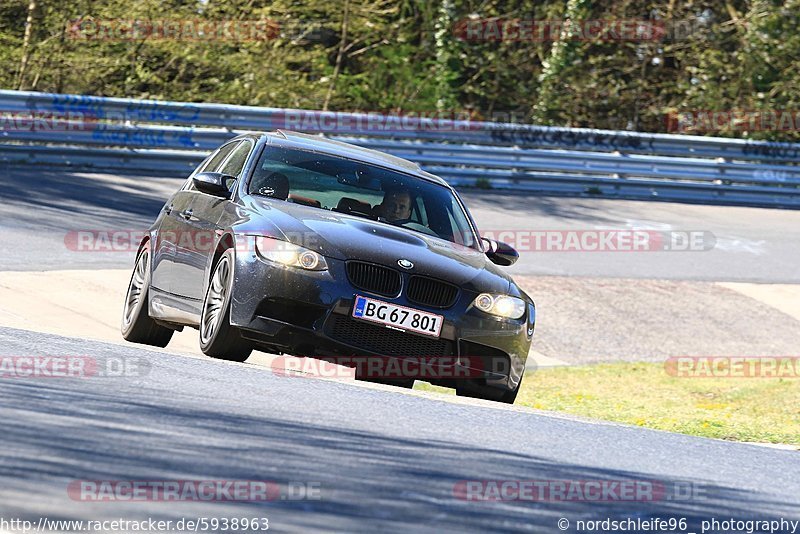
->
{"left": 352, "top": 295, "right": 443, "bottom": 338}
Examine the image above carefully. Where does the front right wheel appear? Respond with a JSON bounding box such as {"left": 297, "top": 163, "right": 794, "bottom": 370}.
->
{"left": 199, "top": 249, "right": 252, "bottom": 362}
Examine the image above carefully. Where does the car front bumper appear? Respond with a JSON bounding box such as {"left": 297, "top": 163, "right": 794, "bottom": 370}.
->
{"left": 229, "top": 248, "right": 535, "bottom": 392}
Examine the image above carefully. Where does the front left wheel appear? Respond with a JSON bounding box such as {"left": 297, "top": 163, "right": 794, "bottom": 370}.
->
{"left": 121, "top": 243, "right": 174, "bottom": 347}
{"left": 199, "top": 249, "right": 252, "bottom": 362}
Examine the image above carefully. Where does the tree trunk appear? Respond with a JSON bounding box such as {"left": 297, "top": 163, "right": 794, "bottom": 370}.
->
{"left": 531, "top": 0, "right": 591, "bottom": 124}
{"left": 323, "top": 0, "right": 350, "bottom": 111}
{"left": 16, "top": 0, "right": 37, "bottom": 90}
{"left": 433, "top": 0, "right": 456, "bottom": 112}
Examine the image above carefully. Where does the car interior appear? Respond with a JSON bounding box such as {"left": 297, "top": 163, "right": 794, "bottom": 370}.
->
{"left": 246, "top": 150, "right": 476, "bottom": 248}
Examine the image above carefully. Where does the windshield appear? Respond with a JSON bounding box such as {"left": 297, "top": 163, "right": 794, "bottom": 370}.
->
{"left": 249, "top": 144, "right": 479, "bottom": 249}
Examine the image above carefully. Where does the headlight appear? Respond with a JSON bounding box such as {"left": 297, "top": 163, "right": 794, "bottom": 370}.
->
{"left": 473, "top": 293, "right": 526, "bottom": 319}
{"left": 255, "top": 236, "right": 328, "bottom": 271}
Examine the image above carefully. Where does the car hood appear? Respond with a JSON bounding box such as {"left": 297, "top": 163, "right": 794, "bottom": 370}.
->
{"left": 238, "top": 198, "right": 515, "bottom": 294}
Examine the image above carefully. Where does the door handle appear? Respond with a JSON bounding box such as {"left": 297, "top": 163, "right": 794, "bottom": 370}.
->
{"left": 179, "top": 209, "right": 193, "bottom": 220}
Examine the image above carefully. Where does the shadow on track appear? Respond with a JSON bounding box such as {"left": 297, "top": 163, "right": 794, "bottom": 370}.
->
{"left": 0, "top": 375, "right": 793, "bottom": 532}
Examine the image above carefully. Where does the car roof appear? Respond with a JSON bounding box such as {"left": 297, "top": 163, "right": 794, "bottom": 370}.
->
{"left": 233, "top": 130, "right": 451, "bottom": 188}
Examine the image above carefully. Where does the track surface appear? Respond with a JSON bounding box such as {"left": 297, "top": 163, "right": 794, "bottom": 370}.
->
{"left": 1, "top": 327, "right": 798, "bottom": 532}
{"left": 1, "top": 167, "right": 799, "bottom": 531}
{"left": 2, "top": 169, "right": 799, "bottom": 282}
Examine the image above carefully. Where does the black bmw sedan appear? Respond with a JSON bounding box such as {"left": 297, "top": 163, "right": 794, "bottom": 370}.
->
{"left": 122, "top": 131, "right": 535, "bottom": 403}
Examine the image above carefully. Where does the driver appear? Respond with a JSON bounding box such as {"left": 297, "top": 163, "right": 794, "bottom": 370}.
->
{"left": 374, "top": 188, "right": 412, "bottom": 222}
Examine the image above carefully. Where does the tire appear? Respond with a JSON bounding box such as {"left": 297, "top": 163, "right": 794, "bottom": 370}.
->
{"left": 456, "top": 371, "right": 523, "bottom": 404}
{"left": 121, "top": 242, "right": 174, "bottom": 348}
{"left": 199, "top": 249, "right": 252, "bottom": 362}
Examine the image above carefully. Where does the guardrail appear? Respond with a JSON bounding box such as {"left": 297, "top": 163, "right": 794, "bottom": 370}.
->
{"left": 1, "top": 89, "right": 799, "bottom": 208}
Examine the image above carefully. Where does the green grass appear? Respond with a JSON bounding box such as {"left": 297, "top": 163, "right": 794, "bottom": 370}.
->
{"left": 414, "top": 362, "right": 800, "bottom": 445}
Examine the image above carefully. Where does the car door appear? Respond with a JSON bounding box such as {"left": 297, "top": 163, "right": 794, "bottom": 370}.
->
{"left": 159, "top": 141, "right": 240, "bottom": 300}
{"left": 171, "top": 139, "right": 254, "bottom": 305}
{"left": 150, "top": 153, "right": 214, "bottom": 294}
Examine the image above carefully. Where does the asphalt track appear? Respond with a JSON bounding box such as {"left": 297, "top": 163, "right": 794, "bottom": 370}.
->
{"left": 2, "top": 169, "right": 800, "bottom": 282}
{"left": 1, "top": 327, "right": 798, "bottom": 532}
{"left": 0, "top": 167, "right": 799, "bottom": 532}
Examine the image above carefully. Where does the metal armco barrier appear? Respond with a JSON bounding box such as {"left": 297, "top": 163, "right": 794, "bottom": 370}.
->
{"left": 1, "top": 89, "right": 799, "bottom": 208}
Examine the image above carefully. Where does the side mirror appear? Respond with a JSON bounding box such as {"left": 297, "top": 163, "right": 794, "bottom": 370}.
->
{"left": 481, "top": 237, "right": 519, "bottom": 266}
{"left": 193, "top": 172, "right": 233, "bottom": 198}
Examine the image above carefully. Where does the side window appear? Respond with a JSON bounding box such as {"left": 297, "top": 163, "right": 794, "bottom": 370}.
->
{"left": 219, "top": 141, "right": 252, "bottom": 179}
{"left": 194, "top": 155, "right": 212, "bottom": 176}
{"left": 205, "top": 141, "right": 240, "bottom": 173}
{"left": 185, "top": 141, "right": 239, "bottom": 192}
{"left": 184, "top": 154, "right": 213, "bottom": 190}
